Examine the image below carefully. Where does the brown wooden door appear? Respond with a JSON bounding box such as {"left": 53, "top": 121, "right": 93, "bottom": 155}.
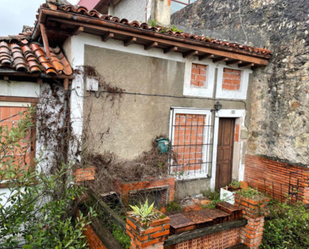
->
{"left": 215, "top": 118, "right": 235, "bottom": 190}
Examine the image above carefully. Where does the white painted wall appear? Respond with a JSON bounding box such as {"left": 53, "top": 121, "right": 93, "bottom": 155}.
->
{"left": 0, "top": 80, "right": 40, "bottom": 98}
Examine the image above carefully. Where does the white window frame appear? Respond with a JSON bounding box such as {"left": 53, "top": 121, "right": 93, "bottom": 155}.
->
{"left": 183, "top": 59, "right": 215, "bottom": 98}
{"left": 169, "top": 107, "right": 212, "bottom": 180}
{"left": 215, "top": 65, "right": 252, "bottom": 100}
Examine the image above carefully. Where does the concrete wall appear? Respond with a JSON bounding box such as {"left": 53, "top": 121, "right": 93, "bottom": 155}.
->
{"left": 172, "top": 0, "right": 309, "bottom": 166}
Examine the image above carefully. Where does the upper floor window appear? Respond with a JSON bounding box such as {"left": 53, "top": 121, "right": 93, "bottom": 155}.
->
{"left": 216, "top": 65, "right": 252, "bottom": 100}
{"left": 183, "top": 61, "right": 215, "bottom": 98}
{"left": 171, "top": 0, "right": 198, "bottom": 14}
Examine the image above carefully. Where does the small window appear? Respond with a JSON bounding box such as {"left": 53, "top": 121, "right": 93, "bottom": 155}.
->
{"left": 190, "top": 63, "right": 207, "bottom": 88}
{"left": 216, "top": 65, "right": 252, "bottom": 100}
{"left": 183, "top": 61, "right": 215, "bottom": 98}
{"left": 222, "top": 68, "right": 241, "bottom": 91}
{"left": 169, "top": 108, "right": 213, "bottom": 180}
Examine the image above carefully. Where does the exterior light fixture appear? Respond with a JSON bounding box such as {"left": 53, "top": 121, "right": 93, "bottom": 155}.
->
{"left": 212, "top": 101, "right": 222, "bottom": 112}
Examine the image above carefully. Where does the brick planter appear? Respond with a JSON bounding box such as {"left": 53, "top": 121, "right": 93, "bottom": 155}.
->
{"left": 234, "top": 194, "right": 270, "bottom": 249}
{"left": 114, "top": 177, "right": 175, "bottom": 205}
{"left": 126, "top": 210, "right": 170, "bottom": 249}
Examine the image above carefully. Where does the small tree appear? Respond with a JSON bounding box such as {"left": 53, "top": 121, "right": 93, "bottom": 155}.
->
{"left": 0, "top": 108, "right": 94, "bottom": 248}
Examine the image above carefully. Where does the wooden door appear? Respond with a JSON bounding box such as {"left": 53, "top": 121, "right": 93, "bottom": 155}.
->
{"left": 215, "top": 118, "right": 235, "bottom": 190}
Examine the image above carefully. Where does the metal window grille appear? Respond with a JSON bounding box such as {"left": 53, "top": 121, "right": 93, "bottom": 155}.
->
{"left": 169, "top": 109, "right": 213, "bottom": 179}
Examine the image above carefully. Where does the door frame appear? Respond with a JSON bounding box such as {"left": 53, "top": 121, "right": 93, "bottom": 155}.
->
{"left": 215, "top": 118, "right": 235, "bottom": 190}
{"left": 210, "top": 109, "right": 246, "bottom": 191}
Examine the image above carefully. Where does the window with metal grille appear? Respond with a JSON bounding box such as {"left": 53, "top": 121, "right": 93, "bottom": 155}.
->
{"left": 169, "top": 108, "right": 213, "bottom": 180}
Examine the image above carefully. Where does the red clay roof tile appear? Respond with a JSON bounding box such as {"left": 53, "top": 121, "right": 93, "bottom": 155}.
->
{"left": 49, "top": 3, "right": 271, "bottom": 56}
{"left": 0, "top": 41, "right": 72, "bottom": 76}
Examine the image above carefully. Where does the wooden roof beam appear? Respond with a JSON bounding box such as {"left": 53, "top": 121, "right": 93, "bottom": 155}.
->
{"left": 164, "top": 46, "right": 178, "bottom": 54}
{"left": 124, "top": 37, "right": 137, "bottom": 47}
{"left": 183, "top": 50, "right": 198, "bottom": 58}
{"left": 239, "top": 62, "right": 255, "bottom": 68}
{"left": 102, "top": 32, "right": 114, "bottom": 42}
{"left": 45, "top": 16, "right": 269, "bottom": 66}
{"left": 73, "top": 26, "right": 84, "bottom": 35}
{"left": 199, "top": 53, "right": 214, "bottom": 61}
{"left": 40, "top": 23, "right": 51, "bottom": 59}
{"left": 226, "top": 60, "right": 242, "bottom": 65}
{"left": 144, "top": 41, "right": 158, "bottom": 50}
{"left": 213, "top": 57, "right": 229, "bottom": 63}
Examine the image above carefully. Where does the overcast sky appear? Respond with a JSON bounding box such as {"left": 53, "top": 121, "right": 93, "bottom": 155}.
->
{"left": 0, "top": 0, "right": 79, "bottom": 36}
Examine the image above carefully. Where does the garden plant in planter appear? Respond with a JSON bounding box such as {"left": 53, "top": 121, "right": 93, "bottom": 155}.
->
{"left": 126, "top": 199, "right": 170, "bottom": 249}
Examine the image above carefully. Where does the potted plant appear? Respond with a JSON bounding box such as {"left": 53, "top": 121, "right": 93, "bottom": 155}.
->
{"left": 128, "top": 199, "right": 168, "bottom": 228}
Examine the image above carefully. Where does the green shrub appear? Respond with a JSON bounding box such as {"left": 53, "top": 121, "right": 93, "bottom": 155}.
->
{"left": 165, "top": 200, "right": 182, "bottom": 212}
{"left": 112, "top": 224, "right": 130, "bottom": 249}
{"left": 261, "top": 202, "right": 309, "bottom": 249}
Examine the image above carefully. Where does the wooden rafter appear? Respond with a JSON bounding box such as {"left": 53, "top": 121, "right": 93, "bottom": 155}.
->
{"left": 164, "top": 46, "right": 178, "bottom": 54}
{"left": 124, "top": 37, "right": 137, "bottom": 47}
{"left": 213, "top": 57, "right": 228, "bottom": 63}
{"left": 199, "top": 53, "right": 214, "bottom": 60}
{"left": 144, "top": 41, "right": 158, "bottom": 50}
{"left": 239, "top": 62, "right": 255, "bottom": 68}
{"left": 226, "top": 60, "right": 242, "bottom": 65}
{"left": 183, "top": 50, "right": 198, "bottom": 58}
{"left": 102, "top": 32, "right": 114, "bottom": 42}
{"left": 40, "top": 23, "right": 51, "bottom": 59}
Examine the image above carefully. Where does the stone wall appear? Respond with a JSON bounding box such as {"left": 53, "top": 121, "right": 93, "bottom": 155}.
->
{"left": 172, "top": 0, "right": 309, "bottom": 165}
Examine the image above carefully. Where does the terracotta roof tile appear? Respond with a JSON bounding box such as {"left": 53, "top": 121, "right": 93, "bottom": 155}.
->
{"left": 0, "top": 41, "right": 72, "bottom": 76}
{"left": 47, "top": 2, "right": 271, "bottom": 56}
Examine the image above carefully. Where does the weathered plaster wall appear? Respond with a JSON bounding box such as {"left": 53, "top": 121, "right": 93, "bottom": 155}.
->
{"left": 83, "top": 45, "right": 244, "bottom": 160}
{"left": 83, "top": 44, "right": 248, "bottom": 195}
{"left": 172, "top": 0, "right": 309, "bottom": 165}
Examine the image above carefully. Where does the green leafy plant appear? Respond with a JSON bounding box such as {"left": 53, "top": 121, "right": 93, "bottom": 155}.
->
{"left": 236, "top": 187, "right": 261, "bottom": 199}
{"left": 130, "top": 199, "right": 158, "bottom": 225}
{"left": 0, "top": 107, "right": 95, "bottom": 248}
{"left": 261, "top": 202, "right": 309, "bottom": 248}
{"left": 229, "top": 180, "right": 241, "bottom": 189}
{"left": 170, "top": 25, "right": 183, "bottom": 33}
{"left": 165, "top": 200, "right": 182, "bottom": 212}
{"left": 149, "top": 19, "right": 157, "bottom": 27}
{"left": 112, "top": 224, "right": 130, "bottom": 249}
{"left": 201, "top": 190, "right": 220, "bottom": 201}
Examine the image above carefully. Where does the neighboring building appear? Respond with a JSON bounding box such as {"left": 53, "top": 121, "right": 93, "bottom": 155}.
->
{"left": 28, "top": 1, "right": 270, "bottom": 197}
{"left": 0, "top": 29, "right": 73, "bottom": 206}
{"left": 172, "top": 0, "right": 309, "bottom": 199}
{"left": 78, "top": 0, "right": 171, "bottom": 25}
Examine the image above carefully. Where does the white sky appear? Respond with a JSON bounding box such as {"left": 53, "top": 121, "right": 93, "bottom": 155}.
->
{"left": 0, "top": 0, "right": 79, "bottom": 36}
